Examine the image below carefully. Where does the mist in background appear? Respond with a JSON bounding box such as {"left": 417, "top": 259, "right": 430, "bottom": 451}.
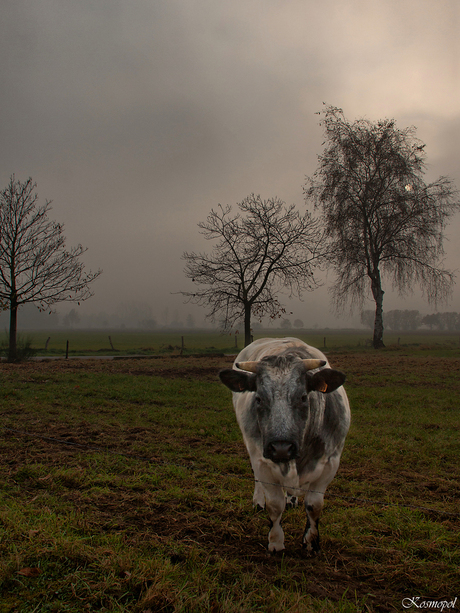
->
{"left": 1, "top": 0, "right": 459, "bottom": 331}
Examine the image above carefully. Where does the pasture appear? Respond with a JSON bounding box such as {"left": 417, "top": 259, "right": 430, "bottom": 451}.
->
{"left": 4, "top": 328, "right": 460, "bottom": 357}
{"left": 0, "top": 344, "right": 459, "bottom": 611}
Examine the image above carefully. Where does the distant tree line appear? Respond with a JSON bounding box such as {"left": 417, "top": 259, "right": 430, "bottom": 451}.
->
{"left": 0, "top": 301, "right": 201, "bottom": 331}
{"left": 361, "top": 309, "right": 460, "bottom": 331}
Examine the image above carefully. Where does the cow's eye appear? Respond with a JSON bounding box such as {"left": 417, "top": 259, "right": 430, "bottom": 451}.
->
{"left": 255, "top": 395, "right": 262, "bottom": 405}
{"left": 301, "top": 394, "right": 308, "bottom": 403}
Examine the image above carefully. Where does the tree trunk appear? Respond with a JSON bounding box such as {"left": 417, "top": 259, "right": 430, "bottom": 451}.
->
{"left": 244, "top": 302, "right": 252, "bottom": 347}
{"left": 8, "top": 301, "right": 18, "bottom": 362}
{"left": 371, "top": 274, "right": 385, "bottom": 349}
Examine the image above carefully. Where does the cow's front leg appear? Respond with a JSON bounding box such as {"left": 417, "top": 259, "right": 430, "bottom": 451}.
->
{"left": 302, "top": 490, "right": 323, "bottom": 554}
{"left": 252, "top": 480, "right": 265, "bottom": 511}
{"left": 263, "top": 483, "right": 286, "bottom": 552}
{"left": 249, "top": 454, "right": 266, "bottom": 510}
{"left": 302, "top": 456, "right": 339, "bottom": 554}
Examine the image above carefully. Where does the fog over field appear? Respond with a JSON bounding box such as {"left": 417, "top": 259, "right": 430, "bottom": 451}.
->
{"left": 1, "top": 0, "right": 459, "bottom": 330}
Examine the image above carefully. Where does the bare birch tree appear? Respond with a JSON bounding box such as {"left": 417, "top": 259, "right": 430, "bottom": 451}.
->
{"left": 305, "top": 106, "right": 460, "bottom": 348}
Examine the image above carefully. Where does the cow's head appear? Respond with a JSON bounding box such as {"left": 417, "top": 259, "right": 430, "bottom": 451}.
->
{"left": 219, "top": 355, "right": 346, "bottom": 464}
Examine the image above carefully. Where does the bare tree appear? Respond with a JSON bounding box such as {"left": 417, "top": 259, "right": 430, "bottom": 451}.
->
{"left": 305, "top": 105, "right": 460, "bottom": 348}
{"left": 181, "top": 194, "right": 325, "bottom": 346}
{"left": 0, "top": 176, "right": 101, "bottom": 360}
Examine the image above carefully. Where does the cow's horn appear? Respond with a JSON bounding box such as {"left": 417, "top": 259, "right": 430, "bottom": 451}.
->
{"left": 236, "top": 361, "right": 259, "bottom": 373}
{"left": 302, "top": 359, "right": 326, "bottom": 370}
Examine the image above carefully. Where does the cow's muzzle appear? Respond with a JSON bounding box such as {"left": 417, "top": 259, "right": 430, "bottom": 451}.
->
{"left": 264, "top": 440, "right": 298, "bottom": 463}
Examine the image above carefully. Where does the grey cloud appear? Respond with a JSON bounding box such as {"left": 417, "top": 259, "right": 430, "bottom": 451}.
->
{"left": 0, "top": 0, "right": 459, "bottom": 326}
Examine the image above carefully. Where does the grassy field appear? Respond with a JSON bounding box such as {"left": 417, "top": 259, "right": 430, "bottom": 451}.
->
{"left": 0, "top": 345, "right": 459, "bottom": 611}
{"left": 4, "top": 328, "right": 460, "bottom": 357}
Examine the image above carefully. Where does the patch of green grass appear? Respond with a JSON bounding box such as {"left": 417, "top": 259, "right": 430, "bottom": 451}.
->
{"left": 6, "top": 327, "right": 460, "bottom": 357}
{"left": 0, "top": 354, "right": 459, "bottom": 611}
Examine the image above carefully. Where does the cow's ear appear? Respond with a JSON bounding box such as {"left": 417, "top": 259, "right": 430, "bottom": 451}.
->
{"left": 219, "top": 369, "right": 257, "bottom": 393}
{"left": 307, "top": 369, "right": 346, "bottom": 394}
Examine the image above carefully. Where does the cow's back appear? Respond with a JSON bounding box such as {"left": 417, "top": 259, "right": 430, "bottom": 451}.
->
{"left": 234, "top": 337, "right": 328, "bottom": 366}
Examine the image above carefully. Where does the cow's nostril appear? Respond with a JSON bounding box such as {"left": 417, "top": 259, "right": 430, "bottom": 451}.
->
{"left": 267, "top": 441, "right": 296, "bottom": 463}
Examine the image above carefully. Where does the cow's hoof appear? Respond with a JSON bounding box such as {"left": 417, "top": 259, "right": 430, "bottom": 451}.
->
{"left": 301, "top": 542, "right": 321, "bottom": 557}
{"left": 253, "top": 503, "right": 265, "bottom": 513}
{"left": 268, "top": 545, "right": 285, "bottom": 555}
{"left": 301, "top": 547, "right": 319, "bottom": 558}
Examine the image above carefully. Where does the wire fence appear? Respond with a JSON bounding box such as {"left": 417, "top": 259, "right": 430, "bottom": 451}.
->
{"left": 3, "top": 426, "right": 459, "bottom": 519}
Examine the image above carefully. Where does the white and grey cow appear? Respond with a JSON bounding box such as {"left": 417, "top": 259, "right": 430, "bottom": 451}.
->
{"left": 219, "top": 337, "right": 350, "bottom": 554}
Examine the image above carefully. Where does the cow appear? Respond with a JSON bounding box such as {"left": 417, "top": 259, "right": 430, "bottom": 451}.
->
{"left": 219, "top": 337, "right": 350, "bottom": 554}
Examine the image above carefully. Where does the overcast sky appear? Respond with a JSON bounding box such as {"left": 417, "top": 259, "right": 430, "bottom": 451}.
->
{"left": 1, "top": 0, "right": 459, "bottom": 328}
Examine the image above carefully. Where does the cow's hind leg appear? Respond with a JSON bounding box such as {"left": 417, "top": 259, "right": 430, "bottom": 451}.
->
{"left": 285, "top": 488, "right": 298, "bottom": 509}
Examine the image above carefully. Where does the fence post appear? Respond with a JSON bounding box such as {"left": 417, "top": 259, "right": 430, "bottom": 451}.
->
{"left": 65, "top": 340, "right": 69, "bottom": 359}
